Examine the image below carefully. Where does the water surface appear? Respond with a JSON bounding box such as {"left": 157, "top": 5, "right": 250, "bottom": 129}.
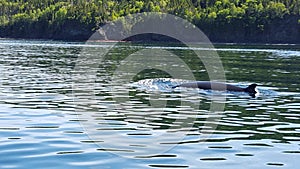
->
{"left": 0, "top": 40, "right": 299, "bottom": 168}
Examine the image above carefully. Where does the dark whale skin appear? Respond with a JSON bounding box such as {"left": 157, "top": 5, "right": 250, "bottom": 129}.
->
{"left": 173, "top": 81, "right": 257, "bottom": 95}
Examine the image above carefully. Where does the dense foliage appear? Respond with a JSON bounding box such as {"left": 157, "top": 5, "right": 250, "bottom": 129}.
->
{"left": 0, "top": 0, "right": 299, "bottom": 42}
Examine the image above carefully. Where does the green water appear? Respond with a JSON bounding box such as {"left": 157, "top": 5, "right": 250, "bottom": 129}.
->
{"left": 0, "top": 40, "right": 299, "bottom": 169}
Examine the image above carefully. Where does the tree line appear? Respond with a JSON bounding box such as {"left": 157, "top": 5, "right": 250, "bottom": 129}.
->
{"left": 0, "top": 0, "right": 299, "bottom": 42}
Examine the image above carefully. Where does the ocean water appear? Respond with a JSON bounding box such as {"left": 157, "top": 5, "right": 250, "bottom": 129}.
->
{"left": 0, "top": 40, "right": 300, "bottom": 168}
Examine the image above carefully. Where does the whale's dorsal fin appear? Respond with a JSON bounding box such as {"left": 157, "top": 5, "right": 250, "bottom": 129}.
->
{"left": 244, "top": 84, "right": 257, "bottom": 94}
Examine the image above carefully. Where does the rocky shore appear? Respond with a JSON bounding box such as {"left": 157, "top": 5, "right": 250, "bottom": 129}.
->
{"left": 1, "top": 15, "right": 299, "bottom": 44}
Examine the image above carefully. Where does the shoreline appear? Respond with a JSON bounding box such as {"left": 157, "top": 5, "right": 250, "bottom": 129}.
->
{"left": 1, "top": 29, "right": 299, "bottom": 44}
{"left": 1, "top": 15, "right": 299, "bottom": 44}
{"left": 1, "top": 38, "right": 299, "bottom": 46}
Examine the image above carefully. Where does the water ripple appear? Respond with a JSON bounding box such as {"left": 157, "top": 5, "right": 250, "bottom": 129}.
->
{"left": 0, "top": 40, "right": 299, "bottom": 169}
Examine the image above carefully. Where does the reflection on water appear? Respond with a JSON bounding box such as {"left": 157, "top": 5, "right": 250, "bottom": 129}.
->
{"left": 0, "top": 40, "right": 300, "bottom": 168}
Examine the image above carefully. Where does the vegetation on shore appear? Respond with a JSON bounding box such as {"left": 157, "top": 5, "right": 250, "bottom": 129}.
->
{"left": 0, "top": 0, "right": 299, "bottom": 43}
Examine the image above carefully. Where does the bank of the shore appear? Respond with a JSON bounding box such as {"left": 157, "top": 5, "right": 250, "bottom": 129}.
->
{"left": 1, "top": 15, "right": 299, "bottom": 44}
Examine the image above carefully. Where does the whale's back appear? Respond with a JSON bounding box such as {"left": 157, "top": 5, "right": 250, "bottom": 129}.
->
{"left": 173, "top": 81, "right": 257, "bottom": 94}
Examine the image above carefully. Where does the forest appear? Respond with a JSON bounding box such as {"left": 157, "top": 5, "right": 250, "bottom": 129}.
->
{"left": 0, "top": 0, "right": 299, "bottom": 43}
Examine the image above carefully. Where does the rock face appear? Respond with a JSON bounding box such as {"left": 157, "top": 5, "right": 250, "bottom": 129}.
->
{"left": 0, "top": 15, "right": 299, "bottom": 43}
{"left": 88, "top": 15, "right": 299, "bottom": 43}
{"left": 202, "top": 15, "right": 300, "bottom": 44}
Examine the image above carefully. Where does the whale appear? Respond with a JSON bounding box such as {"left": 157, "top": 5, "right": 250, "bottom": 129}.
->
{"left": 172, "top": 81, "right": 257, "bottom": 96}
